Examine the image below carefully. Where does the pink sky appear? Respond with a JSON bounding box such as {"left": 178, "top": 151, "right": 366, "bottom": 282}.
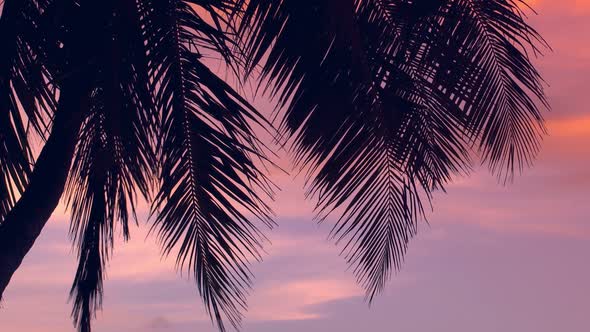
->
{"left": 1, "top": 1, "right": 589, "bottom": 331}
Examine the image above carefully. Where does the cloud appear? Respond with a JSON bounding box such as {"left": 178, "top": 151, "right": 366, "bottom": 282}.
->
{"left": 248, "top": 279, "right": 363, "bottom": 321}
{"left": 146, "top": 316, "right": 173, "bottom": 330}
{"left": 527, "top": 0, "right": 590, "bottom": 15}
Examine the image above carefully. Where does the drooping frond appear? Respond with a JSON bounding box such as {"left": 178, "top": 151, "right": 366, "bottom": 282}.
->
{"left": 238, "top": 0, "right": 547, "bottom": 300}
{"left": 61, "top": 1, "right": 156, "bottom": 331}
{"left": 67, "top": 83, "right": 153, "bottom": 332}
{"left": 142, "top": 1, "right": 275, "bottom": 330}
{"left": 428, "top": 0, "right": 548, "bottom": 178}
{"left": 0, "top": 0, "right": 56, "bottom": 221}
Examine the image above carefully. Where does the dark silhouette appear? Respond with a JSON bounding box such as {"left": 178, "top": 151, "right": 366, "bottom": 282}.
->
{"left": 0, "top": 0, "right": 548, "bottom": 331}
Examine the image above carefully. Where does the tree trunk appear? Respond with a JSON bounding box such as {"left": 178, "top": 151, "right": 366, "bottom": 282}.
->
{"left": 0, "top": 80, "right": 89, "bottom": 299}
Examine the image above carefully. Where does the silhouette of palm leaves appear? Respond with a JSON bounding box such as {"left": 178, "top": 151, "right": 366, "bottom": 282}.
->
{"left": 0, "top": 0, "right": 55, "bottom": 219}
{"left": 0, "top": 1, "right": 548, "bottom": 331}
{"left": 238, "top": 0, "right": 547, "bottom": 300}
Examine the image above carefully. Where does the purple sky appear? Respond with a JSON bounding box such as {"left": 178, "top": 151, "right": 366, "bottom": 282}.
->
{"left": 1, "top": 1, "right": 589, "bottom": 331}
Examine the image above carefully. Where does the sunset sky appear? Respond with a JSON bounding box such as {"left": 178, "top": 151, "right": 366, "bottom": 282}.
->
{"left": 1, "top": 1, "right": 589, "bottom": 331}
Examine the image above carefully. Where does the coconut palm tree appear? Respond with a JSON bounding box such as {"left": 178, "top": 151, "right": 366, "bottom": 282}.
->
{"left": 0, "top": 0, "right": 547, "bottom": 331}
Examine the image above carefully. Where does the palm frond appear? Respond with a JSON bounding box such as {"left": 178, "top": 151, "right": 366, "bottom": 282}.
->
{"left": 238, "top": 0, "right": 547, "bottom": 300}
{"left": 433, "top": 0, "right": 548, "bottom": 179}
{"left": 0, "top": 0, "right": 56, "bottom": 221}
{"left": 142, "top": 1, "right": 274, "bottom": 330}
{"left": 62, "top": 1, "right": 157, "bottom": 331}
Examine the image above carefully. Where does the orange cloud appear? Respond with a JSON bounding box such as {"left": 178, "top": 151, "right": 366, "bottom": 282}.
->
{"left": 547, "top": 116, "right": 590, "bottom": 137}
{"left": 524, "top": 0, "right": 590, "bottom": 14}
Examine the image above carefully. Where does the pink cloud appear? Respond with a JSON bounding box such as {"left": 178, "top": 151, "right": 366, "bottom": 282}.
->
{"left": 248, "top": 279, "right": 363, "bottom": 321}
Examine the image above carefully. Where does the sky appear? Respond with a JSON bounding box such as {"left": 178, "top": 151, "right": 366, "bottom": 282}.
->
{"left": 1, "top": 1, "right": 590, "bottom": 331}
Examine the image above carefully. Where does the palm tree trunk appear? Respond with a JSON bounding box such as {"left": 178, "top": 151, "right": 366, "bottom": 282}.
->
{"left": 0, "top": 80, "right": 89, "bottom": 299}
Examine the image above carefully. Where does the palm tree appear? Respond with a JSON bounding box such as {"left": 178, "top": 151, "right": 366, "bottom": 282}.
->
{"left": 0, "top": 0, "right": 548, "bottom": 331}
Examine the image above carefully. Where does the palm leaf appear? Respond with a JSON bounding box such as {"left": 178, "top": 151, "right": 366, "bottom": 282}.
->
{"left": 59, "top": 1, "right": 156, "bottom": 331}
{"left": 238, "top": 0, "right": 547, "bottom": 300}
{"left": 0, "top": 0, "right": 56, "bottom": 221}
{"left": 142, "top": 1, "right": 275, "bottom": 330}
